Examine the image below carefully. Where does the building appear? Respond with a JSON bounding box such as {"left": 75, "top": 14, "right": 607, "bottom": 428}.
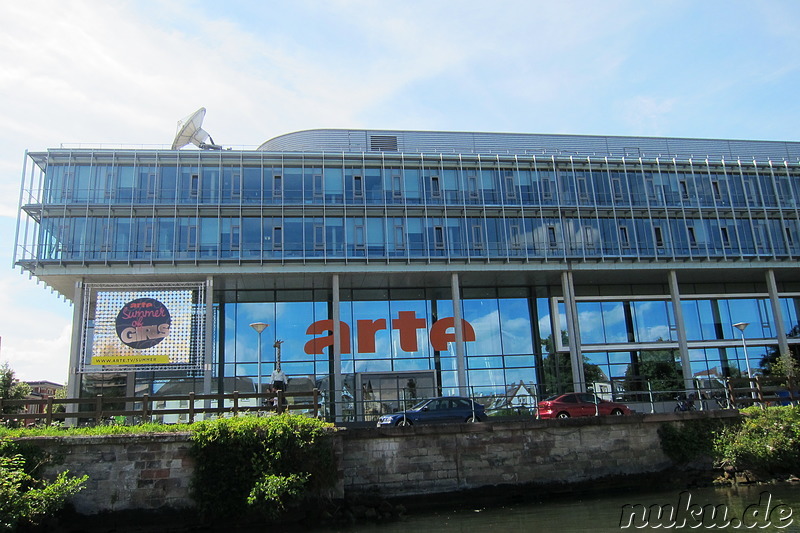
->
{"left": 14, "top": 127, "right": 800, "bottom": 421}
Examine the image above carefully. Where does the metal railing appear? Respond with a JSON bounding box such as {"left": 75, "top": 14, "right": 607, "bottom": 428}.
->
{"left": 1, "top": 389, "right": 321, "bottom": 427}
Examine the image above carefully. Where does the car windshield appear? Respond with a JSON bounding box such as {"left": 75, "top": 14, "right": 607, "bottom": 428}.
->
{"left": 409, "top": 399, "right": 431, "bottom": 411}
{"left": 543, "top": 394, "right": 563, "bottom": 401}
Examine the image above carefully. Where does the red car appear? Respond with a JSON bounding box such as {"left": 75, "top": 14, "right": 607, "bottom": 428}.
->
{"left": 537, "top": 392, "right": 632, "bottom": 419}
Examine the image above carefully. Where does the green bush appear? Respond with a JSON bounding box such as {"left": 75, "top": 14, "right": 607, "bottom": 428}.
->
{"left": 714, "top": 405, "right": 800, "bottom": 474}
{"left": 658, "top": 417, "right": 733, "bottom": 464}
{"left": 190, "top": 414, "right": 336, "bottom": 520}
{"left": 0, "top": 438, "right": 87, "bottom": 532}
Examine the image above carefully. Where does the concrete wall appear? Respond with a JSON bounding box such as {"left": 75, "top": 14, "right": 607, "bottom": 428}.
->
{"left": 17, "top": 412, "right": 737, "bottom": 514}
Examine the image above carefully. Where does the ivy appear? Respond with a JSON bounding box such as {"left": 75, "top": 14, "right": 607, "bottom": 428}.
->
{"left": 190, "top": 414, "right": 336, "bottom": 521}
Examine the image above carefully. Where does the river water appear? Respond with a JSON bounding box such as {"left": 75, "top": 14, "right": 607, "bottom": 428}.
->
{"left": 317, "top": 484, "right": 800, "bottom": 532}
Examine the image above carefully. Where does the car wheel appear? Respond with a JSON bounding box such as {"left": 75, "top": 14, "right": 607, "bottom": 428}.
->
{"left": 556, "top": 412, "right": 570, "bottom": 419}
{"left": 465, "top": 415, "right": 481, "bottom": 423}
{"left": 611, "top": 408, "right": 624, "bottom": 416}
{"left": 396, "top": 418, "right": 412, "bottom": 427}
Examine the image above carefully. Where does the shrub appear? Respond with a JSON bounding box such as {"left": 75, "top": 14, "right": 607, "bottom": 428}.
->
{"left": 658, "top": 417, "right": 733, "bottom": 464}
{"left": 714, "top": 405, "right": 800, "bottom": 475}
{"left": 190, "top": 414, "right": 336, "bottom": 521}
{"left": 0, "top": 438, "right": 87, "bottom": 532}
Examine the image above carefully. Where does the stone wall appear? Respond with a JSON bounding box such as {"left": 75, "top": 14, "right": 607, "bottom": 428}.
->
{"left": 15, "top": 411, "right": 737, "bottom": 514}
{"left": 338, "top": 412, "right": 735, "bottom": 497}
{"left": 19, "top": 433, "right": 194, "bottom": 515}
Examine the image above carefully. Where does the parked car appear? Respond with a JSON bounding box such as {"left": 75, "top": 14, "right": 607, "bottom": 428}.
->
{"left": 537, "top": 392, "right": 632, "bottom": 419}
{"left": 376, "top": 396, "right": 485, "bottom": 427}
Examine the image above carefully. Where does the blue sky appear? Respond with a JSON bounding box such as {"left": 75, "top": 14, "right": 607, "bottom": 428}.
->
{"left": 2, "top": 0, "right": 800, "bottom": 382}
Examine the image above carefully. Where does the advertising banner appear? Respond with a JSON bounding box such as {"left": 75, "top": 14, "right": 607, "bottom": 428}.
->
{"left": 91, "top": 290, "right": 194, "bottom": 366}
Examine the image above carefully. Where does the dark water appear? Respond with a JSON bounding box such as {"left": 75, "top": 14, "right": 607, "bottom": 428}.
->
{"left": 317, "top": 484, "right": 800, "bottom": 532}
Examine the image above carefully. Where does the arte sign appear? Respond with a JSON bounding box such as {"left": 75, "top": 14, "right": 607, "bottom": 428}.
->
{"left": 304, "top": 311, "right": 476, "bottom": 354}
{"left": 91, "top": 290, "right": 193, "bottom": 367}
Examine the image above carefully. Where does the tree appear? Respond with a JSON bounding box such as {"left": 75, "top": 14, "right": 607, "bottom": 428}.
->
{"left": 539, "top": 331, "right": 606, "bottom": 395}
{"left": 0, "top": 362, "right": 30, "bottom": 415}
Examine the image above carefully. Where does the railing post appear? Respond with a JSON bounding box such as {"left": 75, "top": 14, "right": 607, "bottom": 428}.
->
{"left": 142, "top": 393, "right": 150, "bottom": 422}
{"left": 725, "top": 378, "right": 735, "bottom": 409}
{"left": 46, "top": 396, "right": 53, "bottom": 426}
{"left": 277, "top": 390, "right": 284, "bottom": 414}
{"left": 188, "top": 392, "right": 195, "bottom": 424}
{"left": 232, "top": 391, "right": 239, "bottom": 417}
{"left": 755, "top": 376, "right": 765, "bottom": 408}
{"left": 95, "top": 394, "right": 103, "bottom": 426}
{"left": 313, "top": 388, "right": 319, "bottom": 418}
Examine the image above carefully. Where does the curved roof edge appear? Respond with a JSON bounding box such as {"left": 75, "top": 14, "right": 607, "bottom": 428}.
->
{"left": 258, "top": 128, "right": 800, "bottom": 161}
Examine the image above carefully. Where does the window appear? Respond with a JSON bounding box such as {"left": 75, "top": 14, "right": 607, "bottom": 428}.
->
{"left": 472, "top": 225, "right": 484, "bottom": 249}
{"left": 104, "top": 171, "right": 116, "bottom": 199}
{"left": 712, "top": 180, "right": 721, "bottom": 201}
{"left": 645, "top": 177, "right": 656, "bottom": 200}
{"left": 144, "top": 223, "right": 154, "bottom": 251}
{"left": 314, "top": 225, "right": 324, "bottom": 250}
{"left": 541, "top": 179, "right": 552, "bottom": 200}
{"left": 354, "top": 224, "right": 365, "bottom": 249}
{"left": 430, "top": 175, "right": 441, "bottom": 198}
{"left": 190, "top": 174, "right": 200, "bottom": 198}
{"left": 582, "top": 226, "right": 595, "bottom": 248}
{"left": 612, "top": 177, "right": 623, "bottom": 200}
{"left": 679, "top": 180, "right": 689, "bottom": 200}
{"left": 313, "top": 174, "right": 323, "bottom": 199}
{"left": 434, "top": 225, "right": 445, "bottom": 249}
{"left": 394, "top": 225, "right": 406, "bottom": 250}
{"left": 468, "top": 175, "right": 479, "bottom": 199}
{"left": 654, "top": 226, "right": 664, "bottom": 247}
{"left": 510, "top": 224, "right": 522, "bottom": 249}
{"left": 273, "top": 226, "right": 283, "bottom": 249}
{"left": 146, "top": 173, "right": 157, "bottom": 198}
{"left": 577, "top": 176, "right": 589, "bottom": 201}
{"left": 231, "top": 170, "right": 241, "bottom": 199}
{"left": 687, "top": 227, "right": 697, "bottom": 246}
{"left": 619, "top": 226, "right": 630, "bottom": 248}
{"left": 392, "top": 174, "right": 402, "bottom": 198}
{"left": 547, "top": 226, "right": 558, "bottom": 247}
{"left": 230, "top": 224, "right": 240, "bottom": 251}
{"left": 353, "top": 175, "right": 363, "bottom": 198}
{"left": 63, "top": 170, "right": 74, "bottom": 199}
{"left": 721, "top": 227, "right": 731, "bottom": 247}
{"left": 273, "top": 175, "right": 282, "bottom": 197}
{"left": 505, "top": 173, "right": 517, "bottom": 200}
{"left": 187, "top": 224, "right": 198, "bottom": 251}
{"left": 785, "top": 224, "right": 795, "bottom": 246}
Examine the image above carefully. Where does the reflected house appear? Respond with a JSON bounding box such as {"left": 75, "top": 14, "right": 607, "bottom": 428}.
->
{"left": 23, "top": 380, "right": 64, "bottom": 417}
{"left": 13, "top": 127, "right": 800, "bottom": 422}
{"left": 487, "top": 381, "right": 538, "bottom": 414}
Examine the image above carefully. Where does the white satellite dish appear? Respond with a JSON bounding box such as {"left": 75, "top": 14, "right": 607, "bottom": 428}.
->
{"left": 171, "top": 107, "right": 222, "bottom": 150}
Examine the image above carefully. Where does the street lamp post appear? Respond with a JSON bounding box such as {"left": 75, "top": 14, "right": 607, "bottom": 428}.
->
{"left": 733, "top": 322, "right": 756, "bottom": 400}
{"left": 250, "top": 322, "right": 269, "bottom": 395}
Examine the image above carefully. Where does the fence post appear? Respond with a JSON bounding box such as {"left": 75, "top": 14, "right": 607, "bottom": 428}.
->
{"left": 141, "top": 393, "right": 150, "bottom": 422}
{"left": 45, "top": 397, "right": 53, "bottom": 426}
{"left": 725, "top": 378, "right": 735, "bottom": 409}
{"left": 277, "top": 390, "right": 284, "bottom": 414}
{"left": 95, "top": 394, "right": 103, "bottom": 425}
{"left": 188, "top": 392, "right": 195, "bottom": 424}
{"left": 755, "top": 376, "right": 765, "bottom": 408}
{"left": 313, "top": 388, "right": 319, "bottom": 418}
{"left": 232, "top": 391, "right": 239, "bottom": 417}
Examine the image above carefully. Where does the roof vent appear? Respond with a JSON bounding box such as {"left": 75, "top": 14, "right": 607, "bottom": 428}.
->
{"left": 370, "top": 135, "right": 398, "bottom": 152}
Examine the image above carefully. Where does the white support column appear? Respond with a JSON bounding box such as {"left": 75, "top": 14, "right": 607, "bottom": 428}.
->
{"left": 332, "top": 274, "right": 343, "bottom": 422}
{"left": 203, "top": 276, "right": 214, "bottom": 406}
{"left": 766, "top": 269, "right": 789, "bottom": 358}
{"left": 66, "top": 280, "right": 85, "bottom": 406}
{"left": 451, "top": 273, "right": 468, "bottom": 395}
{"left": 668, "top": 270, "right": 694, "bottom": 392}
{"left": 561, "top": 271, "right": 586, "bottom": 392}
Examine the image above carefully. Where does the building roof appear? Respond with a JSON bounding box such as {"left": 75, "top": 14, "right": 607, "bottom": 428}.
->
{"left": 258, "top": 128, "right": 800, "bottom": 162}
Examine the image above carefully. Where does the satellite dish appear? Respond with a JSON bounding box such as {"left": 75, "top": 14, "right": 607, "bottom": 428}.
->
{"left": 171, "top": 107, "right": 222, "bottom": 150}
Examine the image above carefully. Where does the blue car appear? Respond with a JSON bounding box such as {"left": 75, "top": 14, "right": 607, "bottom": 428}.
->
{"left": 376, "top": 396, "right": 485, "bottom": 427}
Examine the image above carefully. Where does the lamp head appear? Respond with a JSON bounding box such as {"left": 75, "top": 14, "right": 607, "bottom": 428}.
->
{"left": 733, "top": 322, "right": 749, "bottom": 332}
{"left": 250, "top": 322, "right": 269, "bottom": 334}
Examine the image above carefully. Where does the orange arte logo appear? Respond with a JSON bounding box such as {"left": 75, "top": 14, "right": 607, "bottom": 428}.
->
{"left": 304, "top": 310, "right": 476, "bottom": 354}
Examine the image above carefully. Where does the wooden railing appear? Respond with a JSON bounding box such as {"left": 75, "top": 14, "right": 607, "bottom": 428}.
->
{"left": 724, "top": 376, "right": 798, "bottom": 408}
{"left": 0, "top": 389, "right": 321, "bottom": 427}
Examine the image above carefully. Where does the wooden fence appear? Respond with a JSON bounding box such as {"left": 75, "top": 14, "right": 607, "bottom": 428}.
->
{"left": 0, "top": 389, "right": 321, "bottom": 427}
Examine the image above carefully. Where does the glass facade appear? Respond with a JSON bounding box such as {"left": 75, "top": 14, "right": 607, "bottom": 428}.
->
{"left": 13, "top": 130, "right": 800, "bottom": 420}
